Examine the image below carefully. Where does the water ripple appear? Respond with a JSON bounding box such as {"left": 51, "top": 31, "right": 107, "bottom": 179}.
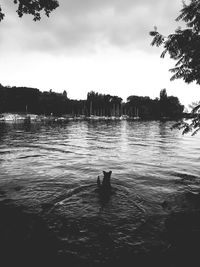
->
{"left": 0, "top": 120, "right": 199, "bottom": 262}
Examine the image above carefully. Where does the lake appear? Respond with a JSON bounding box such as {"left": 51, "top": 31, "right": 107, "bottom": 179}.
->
{"left": 0, "top": 120, "right": 199, "bottom": 266}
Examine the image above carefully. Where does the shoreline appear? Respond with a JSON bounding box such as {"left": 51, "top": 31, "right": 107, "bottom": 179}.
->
{"left": 0, "top": 113, "right": 186, "bottom": 124}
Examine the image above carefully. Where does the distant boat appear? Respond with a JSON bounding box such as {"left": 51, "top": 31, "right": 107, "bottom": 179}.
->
{"left": 0, "top": 116, "right": 5, "bottom": 122}
{"left": 120, "top": 115, "right": 129, "bottom": 120}
{"left": 3, "top": 114, "right": 15, "bottom": 121}
{"left": 88, "top": 115, "right": 101, "bottom": 120}
{"left": 0, "top": 113, "right": 38, "bottom": 123}
{"left": 3, "top": 114, "right": 24, "bottom": 122}
{"left": 55, "top": 117, "right": 66, "bottom": 122}
{"left": 132, "top": 116, "right": 140, "bottom": 120}
{"left": 28, "top": 114, "right": 39, "bottom": 121}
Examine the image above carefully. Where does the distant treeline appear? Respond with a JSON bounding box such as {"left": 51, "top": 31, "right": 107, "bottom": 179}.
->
{"left": 0, "top": 84, "right": 184, "bottom": 119}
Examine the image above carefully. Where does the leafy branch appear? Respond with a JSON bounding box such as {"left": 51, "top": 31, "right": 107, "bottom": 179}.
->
{"left": 172, "top": 104, "right": 200, "bottom": 135}
{"left": 0, "top": 0, "right": 59, "bottom": 21}
{"left": 150, "top": 0, "right": 200, "bottom": 135}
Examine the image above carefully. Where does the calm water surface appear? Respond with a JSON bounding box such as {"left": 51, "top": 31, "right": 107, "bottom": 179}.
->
{"left": 0, "top": 120, "right": 199, "bottom": 263}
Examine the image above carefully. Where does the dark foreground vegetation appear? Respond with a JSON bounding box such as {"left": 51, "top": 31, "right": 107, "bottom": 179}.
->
{"left": 0, "top": 191, "right": 200, "bottom": 267}
{"left": 0, "top": 84, "right": 184, "bottom": 119}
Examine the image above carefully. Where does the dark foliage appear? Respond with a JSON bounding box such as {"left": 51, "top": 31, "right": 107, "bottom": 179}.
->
{"left": 127, "top": 89, "right": 184, "bottom": 119}
{"left": 0, "top": 0, "right": 59, "bottom": 21}
{"left": 150, "top": 0, "right": 200, "bottom": 134}
{"left": 150, "top": 0, "right": 200, "bottom": 84}
{"left": 0, "top": 84, "right": 40, "bottom": 113}
{"left": 0, "top": 84, "right": 184, "bottom": 120}
{"left": 86, "top": 91, "right": 123, "bottom": 117}
{"left": 171, "top": 107, "right": 200, "bottom": 136}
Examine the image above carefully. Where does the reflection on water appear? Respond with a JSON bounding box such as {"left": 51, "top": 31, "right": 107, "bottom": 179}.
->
{"left": 0, "top": 121, "right": 199, "bottom": 265}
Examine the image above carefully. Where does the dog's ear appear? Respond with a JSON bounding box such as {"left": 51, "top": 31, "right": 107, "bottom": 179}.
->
{"left": 103, "top": 171, "right": 106, "bottom": 176}
{"left": 109, "top": 171, "right": 112, "bottom": 176}
{"left": 97, "top": 176, "right": 101, "bottom": 187}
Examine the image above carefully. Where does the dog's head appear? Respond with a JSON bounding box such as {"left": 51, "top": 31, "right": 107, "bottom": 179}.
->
{"left": 103, "top": 171, "right": 112, "bottom": 182}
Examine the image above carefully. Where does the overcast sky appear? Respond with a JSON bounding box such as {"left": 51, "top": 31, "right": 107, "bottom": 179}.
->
{"left": 0, "top": 0, "right": 200, "bottom": 108}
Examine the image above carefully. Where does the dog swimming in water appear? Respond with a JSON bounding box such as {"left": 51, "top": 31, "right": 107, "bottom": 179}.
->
{"left": 97, "top": 171, "right": 113, "bottom": 208}
{"left": 97, "top": 171, "right": 112, "bottom": 193}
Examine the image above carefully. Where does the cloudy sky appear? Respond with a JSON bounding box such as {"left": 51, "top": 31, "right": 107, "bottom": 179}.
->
{"left": 0, "top": 0, "right": 200, "bottom": 108}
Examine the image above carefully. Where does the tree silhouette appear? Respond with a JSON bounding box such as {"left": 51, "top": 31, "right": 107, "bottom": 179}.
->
{"left": 0, "top": 84, "right": 184, "bottom": 119}
{"left": 159, "top": 89, "right": 184, "bottom": 118}
{"left": 0, "top": 0, "right": 59, "bottom": 21}
{"left": 150, "top": 0, "right": 200, "bottom": 134}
